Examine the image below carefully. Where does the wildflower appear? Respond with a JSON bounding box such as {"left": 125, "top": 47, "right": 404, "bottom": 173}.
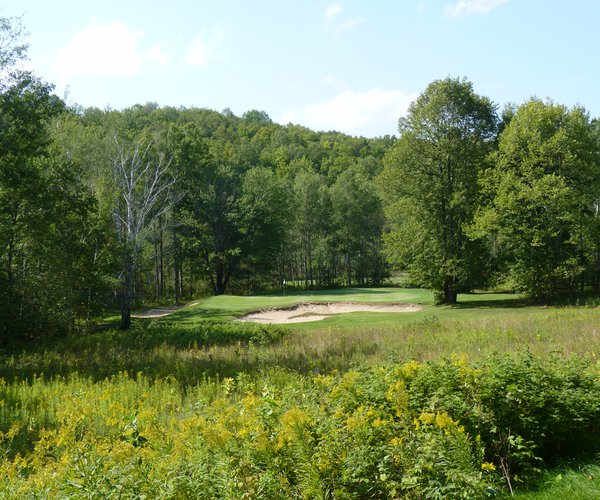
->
{"left": 372, "top": 418, "right": 386, "bottom": 428}
{"left": 390, "top": 436, "right": 403, "bottom": 447}
{"left": 401, "top": 360, "right": 422, "bottom": 378}
{"left": 418, "top": 412, "right": 435, "bottom": 426}
{"left": 277, "top": 408, "right": 313, "bottom": 449}
{"left": 481, "top": 462, "right": 496, "bottom": 472}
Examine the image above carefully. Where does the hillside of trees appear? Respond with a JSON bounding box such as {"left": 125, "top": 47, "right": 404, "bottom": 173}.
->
{"left": 1, "top": 16, "right": 600, "bottom": 340}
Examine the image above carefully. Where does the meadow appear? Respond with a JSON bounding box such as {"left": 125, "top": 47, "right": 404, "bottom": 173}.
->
{"left": 1, "top": 288, "right": 599, "bottom": 498}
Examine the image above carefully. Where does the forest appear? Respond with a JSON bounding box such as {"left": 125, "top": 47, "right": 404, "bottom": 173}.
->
{"left": 1, "top": 20, "right": 600, "bottom": 338}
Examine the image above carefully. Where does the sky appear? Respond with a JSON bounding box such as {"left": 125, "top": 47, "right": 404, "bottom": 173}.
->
{"left": 2, "top": 0, "right": 600, "bottom": 137}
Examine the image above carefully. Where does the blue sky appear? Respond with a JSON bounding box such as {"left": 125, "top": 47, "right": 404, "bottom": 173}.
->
{"left": 3, "top": 0, "right": 600, "bottom": 137}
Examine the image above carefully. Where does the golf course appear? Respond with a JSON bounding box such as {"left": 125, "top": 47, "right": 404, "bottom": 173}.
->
{"left": 2, "top": 12, "right": 600, "bottom": 496}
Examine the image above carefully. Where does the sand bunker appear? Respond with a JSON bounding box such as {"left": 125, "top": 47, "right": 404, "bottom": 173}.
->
{"left": 238, "top": 302, "right": 422, "bottom": 324}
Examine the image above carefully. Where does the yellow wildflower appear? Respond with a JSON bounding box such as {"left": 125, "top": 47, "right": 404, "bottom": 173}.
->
{"left": 401, "top": 360, "right": 423, "bottom": 378}
{"left": 481, "top": 462, "right": 496, "bottom": 472}
{"left": 418, "top": 412, "right": 435, "bottom": 426}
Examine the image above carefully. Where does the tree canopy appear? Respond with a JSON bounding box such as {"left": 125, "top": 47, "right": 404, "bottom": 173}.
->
{"left": 380, "top": 77, "right": 497, "bottom": 304}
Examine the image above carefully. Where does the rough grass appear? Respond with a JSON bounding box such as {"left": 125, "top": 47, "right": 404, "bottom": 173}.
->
{"left": 4, "top": 295, "right": 599, "bottom": 382}
{"left": 514, "top": 463, "right": 600, "bottom": 499}
{"left": 2, "top": 288, "right": 599, "bottom": 498}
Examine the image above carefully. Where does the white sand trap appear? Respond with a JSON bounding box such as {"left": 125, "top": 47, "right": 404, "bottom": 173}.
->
{"left": 238, "top": 302, "right": 422, "bottom": 324}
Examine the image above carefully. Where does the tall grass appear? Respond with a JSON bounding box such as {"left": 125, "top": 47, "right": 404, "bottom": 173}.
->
{"left": 0, "top": 299, "right": 599, "bottom": 498}
{"left": 3, "top": 307, "right": 597, "bottom": 383}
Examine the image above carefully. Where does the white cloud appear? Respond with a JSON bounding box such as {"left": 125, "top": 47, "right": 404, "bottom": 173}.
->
{"left": 322, "top": 76, "right": 347, "bottom": 89}
{"left": 324, "top": 2, "right": 364, "bottom": 32}
{"left": 445, "top": 0, "right": 508, "bottom": 18}
{"left": 183, "top": 28, "right": 224, "bottom": 66}
{"left": 54, "top": 20, "right": 144, "bottom": 81}
{"left": 336, "top": 17, "right": 365, "bottom": 32}
{"left": 325, "top": 2, "right": 343, "bottom": 21}
{"left": 280, "top": 88, "right": 416, "bottom": 137}
{"left": 145, "top": 43, "right": 168, "bottom": 65}
{"left": 184, "top": 37, "right": 211, "bottom": 65}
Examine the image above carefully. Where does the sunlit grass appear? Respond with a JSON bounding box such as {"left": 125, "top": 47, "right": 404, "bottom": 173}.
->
{"left": 514, "top": 463, "right": 600, "bottom": 499}
{"left": 161, "top": 287, "right": 540, "bottom": 329}
{"left": 2, "top": 288, "right": 599, "bottom": 497}
{"left": 3, "top": 300, "right": 598, "bottom": 382}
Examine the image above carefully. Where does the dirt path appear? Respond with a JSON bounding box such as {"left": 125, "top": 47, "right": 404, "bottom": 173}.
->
{"left": 237, "top": 302, "right": 422, "bottom": 324}
{"left": 131, "top": 300, "right": 200, "bottom": 319}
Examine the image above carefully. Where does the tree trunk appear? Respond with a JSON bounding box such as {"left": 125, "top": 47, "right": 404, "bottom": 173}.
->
{"left": 4, "top": 204, "right": 19, "bottom": 341}
{"left": 308, "top": 237, "right": 314, "bottom": 287}
{"left": 189, "top": 260, "right": 193, "bottom": 299}
{"left": 174, "top": 262, "right": 180, "bottom": 305}
{"left": 159, "top": 218, "right": 165, "bottom": 299}
{"left": 595, "top": 238, "right": 600, "bottom": 293}
{"left": 173, "top": 235, "right": 180, "bottom": 304}
{"left": 345, "top": 234, "right": 352, "bottom": 288}
{"left": 214, "top": 264, "right": 226, "bottom": 295}
{"left": 443, "top": 277, "right": 458, "bottom": 305}
{"left": 179, "top": 259, "right": 184, "bottom": 300}
{"left": 120, "top": 258, "right": 134, "bottom": 330}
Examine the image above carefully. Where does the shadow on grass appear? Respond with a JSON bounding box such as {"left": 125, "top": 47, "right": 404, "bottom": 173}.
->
{"left": 0, "top": 321, "right": 298, "bottom": 383}
{"left": 451, "top": 296, "right": 533, "bottom": 310}
{"left": 165, "top": 307, "right": 235, "bottom": 323}
{"left": 0, "top": 336, "right": 364, "bottom": 384}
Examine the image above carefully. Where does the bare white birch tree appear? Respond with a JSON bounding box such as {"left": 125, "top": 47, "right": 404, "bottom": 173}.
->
{"left": 111, "top": 136, "right": 176, "bottom": 329}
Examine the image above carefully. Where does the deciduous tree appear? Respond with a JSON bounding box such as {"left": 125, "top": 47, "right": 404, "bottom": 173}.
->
{"left": 110, "top": 136, "right": 175, "bottom": 328}
{"left": 380, "top": 77, "right": 497, "bottom": 303}
{"left": 471, "top": 99, "right": 598, "bottom": 301}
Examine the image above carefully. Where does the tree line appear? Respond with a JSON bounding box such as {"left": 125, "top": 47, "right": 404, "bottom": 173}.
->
{"left": 1, "top": 17, "right": 600, "bottom": 340}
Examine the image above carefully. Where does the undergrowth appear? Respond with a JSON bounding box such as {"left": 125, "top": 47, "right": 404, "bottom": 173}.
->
{"left": 0, "top": 353, "right": 598, "bottom": 498}
{"left": 0, "top": 309, "right": 599, "bottom": 497}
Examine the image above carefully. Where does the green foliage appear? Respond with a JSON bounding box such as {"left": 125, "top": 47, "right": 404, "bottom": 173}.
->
{"left": 330, "top": 166, "right": 387, "bottom": 287}
{"left": 51, "top": 102, "right": 393, "bottom": 302}
{"left": 0, "top": 352, "right": 597, "bottom": 498}
{"left": 0, "top": 15, "right": 29, "bottom": 73}
{"left": 380, "top": 77, "right": 497, "bottom": 304}
{"left": 398, "top": 353, "right": 600, "bottom": 488}
{"left": 237, "top": 166, "right": 289, "bottom": 287}
{"left": 0, "top": 73, "right": 110, "bottom": 340}
{"left": 471, "top": 100, "right": 599, "bottom": 302}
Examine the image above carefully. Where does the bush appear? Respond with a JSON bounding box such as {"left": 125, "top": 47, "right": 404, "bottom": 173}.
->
{"left": 0, "top": 354, "right": 597, "bottom": 498}
{"left": 397, "top": 353, "right": 600, "bottom": 487}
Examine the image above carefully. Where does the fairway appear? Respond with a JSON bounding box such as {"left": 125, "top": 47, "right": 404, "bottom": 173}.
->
{"left": 153, "top": 287, "right": 543, "bottom": 329}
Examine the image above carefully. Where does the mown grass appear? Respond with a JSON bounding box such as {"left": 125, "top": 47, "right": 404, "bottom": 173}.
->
{"left": 160, "top": 288, "right": 539, "bottom": 328}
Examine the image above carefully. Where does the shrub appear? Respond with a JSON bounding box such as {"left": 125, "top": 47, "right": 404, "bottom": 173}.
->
{"left": 396, "top": 353, "right": 600, "bottom": 488}
{"left": 0, "top": 353, "right": 597, "bottom": 497}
